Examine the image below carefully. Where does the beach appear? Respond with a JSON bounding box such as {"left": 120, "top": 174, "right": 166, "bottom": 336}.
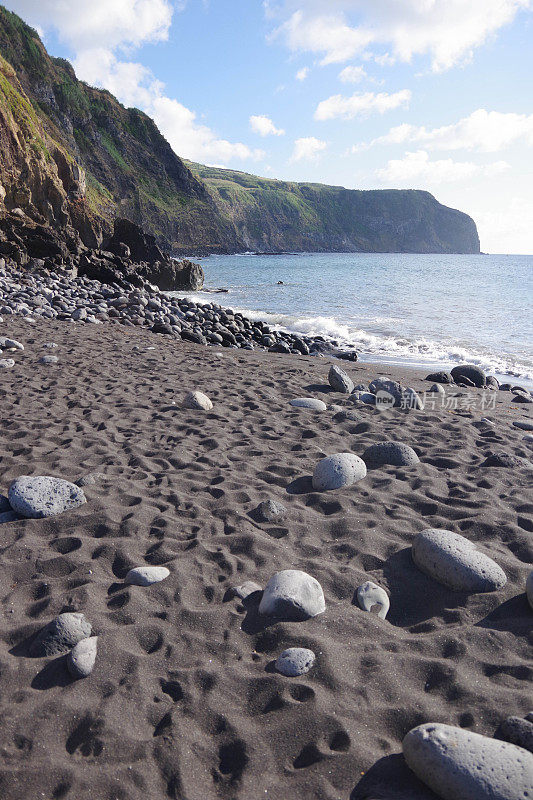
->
{"left": 0, "top": 315, "right": 531, "bottom": 800}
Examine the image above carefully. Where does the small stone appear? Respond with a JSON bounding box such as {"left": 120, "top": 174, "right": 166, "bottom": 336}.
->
{"left": 259, "top": 569, "right": 325, "bottom": 621}
{"left": 67, "top": 636, "right": 98, "bottom": 679}
{"left": 403, "top": 387, "right": 424, "bottom": 410}
{"left": 256, "top": 499, "right": 286, "bottom": 522}
{"left": 125, "top": 566, "right": 170, "bottom": 586}
{"left": 328, "top": 364, "right": 354, "bottom": 393}
{"left": 428, "top": 383, "right": 446, "bottom": 395}
{"left": 0, "top": 336, "right": 24, "bottom": 351}
{"left": 480, "top": 417, "right": 494, "bottom": 425}
{"left": 42, "top": 342, "right": 58, "bottom": 349}
{"left": 275, "top": 647, "right": 316, "bottom": 677}
{"left": 486, "top": 375, "right": 500, "bottom": 390}
{"left": 39, "top": 355, "right": 58, "bottom": 365}
{"left": 0, "top": 358, "right": 15, "bottom": 368}
{"left": 30, "top": 612, "right": 92, "bottom": 656}
{"left": 482, "top": 452, "right": 528, "bottom": 468}
{"left": 425, "top": 371, "right": 453, "bottom": 384}
{"left": 8, "top": 476, "right": 87, "bottom": 519}
{"left": 513, "top": 420, "right": 533, "bottom": 431}
{"left": 495, "top": 716, "right": 533, "bottom": 754}
{"left": 362, "top": 442, "right": 419, "bottom": 469}
{"left": 231, "top": 581, "right": 262, "bottom": 600}
{"left": 450, "top": 364, "right": 486, "bottom": 387}
{"left": 356, "top": 581, "right": 390, "bottom": 620}
{"left": 512, "top": 393, "right": 533, "bottom": 404}
{"left": 312, "top": 453, "right": 367, "bottom": 491}
{"left": 403, "top": 722, "right": 533, "bottom": 800}
{"left": 184, "top": 390, "right": 213, "bottom": 410}
{"left": 526, "top": 570, "right": 533, "bottom": 610}
{"left": 368, "top": 377, "right": 403, "bottom": 405}
{"left": 412, "top": 528, "right": 507, "bottom": 592}
{"left": 290, "top": 397, "right": 327, "bottom": 410}
{"left": 75, "top": 472, "right": 106, "bottom": 487}
{"left": 351, "top": 391, "right": 376, "bottom": 405}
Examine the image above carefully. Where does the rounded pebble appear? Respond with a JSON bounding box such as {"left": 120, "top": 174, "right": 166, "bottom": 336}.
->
{"left": 362, "top": 442, "right": 419, "bottom": 469}
{"left": 412, "top": 528, "right": 507, "bottom": 592}
{"left": 0, "top": 358, "right": 15, "bottom": 368}
{"left": 8, "top": 476, "right": 87, "bottom": 519}
{"left": 125, "top": 566, "right": 170, "bottom": 586}
{"left": 67, "top": 636, "right": 98, "bottom": 679}
{"left": 356, "top": 581, "right": 390, "bottom": 620}
{"left": 259, "top": 569, "right": 325, "bottom": 621}
{"left": 30, "top": 612, "right": 92, "bottom": 657}
{"left": 184, "top": 390, "right": 213, "bottom": 410}
{"left": 289, "top": 397, "right": 327, "bottom": 410}
{"left": 312, "top": 452, "right": 367, "bottom": 491}
{"left": 275, "top": 647, "right": 316, "bottom": 677}
{"left": 256, "top": 499, "right": 286, "bottom": 522}
{"left": 403, "top": 722, "right": 533, "bottom": 800}
{"left": 450, "top": 364, "right": 486, "bottom": 387}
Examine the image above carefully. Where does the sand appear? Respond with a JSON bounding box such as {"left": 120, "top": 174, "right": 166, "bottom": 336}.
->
{"left": 0, "top": 317, "right": 531, "bottom": 800}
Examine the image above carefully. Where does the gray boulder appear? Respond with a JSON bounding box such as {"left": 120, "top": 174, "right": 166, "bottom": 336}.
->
{"left": 256, "top": 499, "right": 286, "bottom": 523}
{"left": 351, "top": 391, "right": 376, "bottom": 405}
{"left": 67, "top": 636, "right": 98, "bottom": 679}
{"left": 412, "top": 528, "right": 507, "bottom": 592}
{"left": 328, "top": 364, "right": 354, "bottom": 394}
{"left": 0, "top": 336, "right": 24, "bottom": 351}
{"left": 368, "top": 376, "right": 403, "bottom": 405}
{"left": 450, "top": 364, "right": 486, "bottom": 387}
{"left": 428, "top": 383, "right": 446, "bottom": 395}
{"left": 30, "top": 612, "right": 92, "bottom": 657}
{"left": 496, "top": 716, "right": 533, "bottom": 754}
{"left": 403, "top": 722, "right": 533, "bottom": 800}
{"left": 0, "top": 358, "right": 15, "bottom": 368}
{"left": 403, "top": 387, "right": 424, "bottom": 410}
{"left": 289, "top": 397, "right": 327, "bottom": 411}
{"left": 312, "top": 452, "right": 367, "bottom": 491}
{"left": 259, "top": 569, "right": 325, "bottom": 621}
{"left": 125, "top": 566, "right": 170, "bottom": 586}
{"left": 512, "top": 393, "right": 533, "bottom": 404}
{"left": 275, "top": 647, "right": 316, "bottom": 677}
{"left": 8, "top": 476, "right": 87, "bottom": 519}
{"left": 362, "top": 442, "right": 420, "bottom": 469}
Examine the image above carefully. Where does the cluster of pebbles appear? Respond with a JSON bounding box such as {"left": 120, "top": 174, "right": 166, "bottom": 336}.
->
{"left": 0, "top": 260, "right": 351, "bottom": 356}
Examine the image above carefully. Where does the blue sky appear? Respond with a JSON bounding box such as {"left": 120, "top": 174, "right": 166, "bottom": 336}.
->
{"left": 5, "top": 1, "right": 533, "bottom": 252}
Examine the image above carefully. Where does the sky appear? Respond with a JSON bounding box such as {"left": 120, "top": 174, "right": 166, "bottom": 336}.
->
{"left": 4, "top": 0, "right": 533, "bottom": 253}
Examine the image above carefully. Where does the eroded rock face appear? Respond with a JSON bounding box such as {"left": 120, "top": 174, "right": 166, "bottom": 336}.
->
{"left": 403, "top": 722, "right": 533, "bottom": 800}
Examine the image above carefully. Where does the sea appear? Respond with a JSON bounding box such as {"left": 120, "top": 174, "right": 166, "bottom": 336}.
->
{"left": 170, "top": 252, "right": 533, "bottom": 386}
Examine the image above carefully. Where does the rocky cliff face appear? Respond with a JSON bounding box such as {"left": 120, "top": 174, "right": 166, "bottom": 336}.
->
{"left": 0, "top": 6, "right": 480, "bottom": 256}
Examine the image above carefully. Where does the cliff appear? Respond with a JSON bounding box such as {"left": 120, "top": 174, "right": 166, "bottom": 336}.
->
{"left": 0, "top": 6, "right": 480, "bottom": 255}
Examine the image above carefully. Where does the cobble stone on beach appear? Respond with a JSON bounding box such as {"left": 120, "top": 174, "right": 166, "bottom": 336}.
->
{"left": 184, "top": 391, "right": 213, "bottom": 410}
{"left": 125, "top": 566, "right": 170, "bottom": 586}
{"left": 513, "top": 420, "right": 533, "bottom": 431}
{"left": 259, "top": 570, "right": 325, "bottom": 620}
{"left": 231, "top": 581, "right": 262, "bottom": 600}
{"left": 312, "top": 453, "right": 367, "bottom": 491}
{"left": 39, "top": 355, "right": 58, "bottom": 365}
{"left": 368, "top": 377, "right": 403, "bottom": 405}
{"left": 290, "top": 397, "right": 327, "bottom": 410}
{"left": 275, "top": 648, "right": 316, "bottom": 677}
{"left": 450, "top": 364, "right": 486, "bottom": 387}
{"left": 495, "top": 716, "right": 533, "bottom": 754}
{"left": 8, "top": 476, "right": 86, "bottom": 518}
{"left": 356, "top": 581, "right": 390, "bottom": 620}
{"left": 362, "top": 442, "right": 420, "bottom": 469}
{"left": 30, "top": 612, "right": 92, "bottom": 656}
{"left": 256, "top": 499, "right": 286, "bottom": 522}
{"left": 67, "top": 636, "right": 98, "bottom": 679}
{"left": 328, "top": 364, "right": 354, "bottom": 393}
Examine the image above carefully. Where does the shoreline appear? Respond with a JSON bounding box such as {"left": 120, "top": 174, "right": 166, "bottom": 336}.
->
{"left": 0, "top": 314, "right": 531, "bottom": 799}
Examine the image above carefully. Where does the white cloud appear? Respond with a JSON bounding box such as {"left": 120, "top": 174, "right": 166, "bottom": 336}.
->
{"left": 6, "top": 0, "right": 262, "bottom": 164}
{"left": 315, "top": 89, "right": 411, "bottom": 121}
{"left": 356, "top": 109, "right": 533, "bottom": 153}
{"left": 296, "top": 66, "right": 309, "bottom": 80}
{"left": 268, "top": 1, "right": 531, "bottom": 71}
{"left": 250, "top": 115, "right": 285, "bottom": 137}
{"left": 291, "top": 136, "right": 327, "bottom": 161}
{"left": 475, "top": 198, "right": 533, "bottom": 253}
{"left": 338, "top": 65, "right": 367, "bottom": 83}
{"left": 376, "top": 150, "right": 509, "bottom": 184}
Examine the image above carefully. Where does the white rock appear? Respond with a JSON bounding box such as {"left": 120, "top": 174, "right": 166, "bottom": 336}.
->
{"left": 8, "top": 476, "right": 86, "bottom": 519}
{"left": 312, "top": 453, "right": 367, "bottom": 491}
{"left": 0, "top": 358, "right": 15, "bottom": 368}
{"left": 429, "top": 383, "right": 445, "bottom": 395}
{"left": 290, "top": 397, "right": 327, "bottom": 411}
{"left": 184, "top": 390, "right": 213, "bottom": 410}
{"left": 412, "top": 529, "right": 507, "bottom": 592}
{"left": 0, "top": 336, "right": 24, "bottom": 351}
{"left": 403, "top": 387, "right": 424, "bottom": 410}
{"left": 125, "top": 566, "right": 170, "bottom": 586}
{"left": 356, "top": 581, "right": 390, "bottom": 620}
{"left": 275, "top": 647, "right": 315, "bottom": 676}
{"left": 259, "top": 569, "right": 325, "bottom": 621}
{"left": 403, "top": 722, "right": 533, "bottom": 800}
{"left": 67, "top": 636, "right": 98, "bottom": 678}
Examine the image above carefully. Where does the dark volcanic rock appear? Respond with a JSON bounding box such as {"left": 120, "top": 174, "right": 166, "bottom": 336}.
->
{"left": 142, "top": 258, "right": 204, "bottom": 291}
{"left": 425, "top": 371, "right": 453, "bottom": 384}
{"left": 450, "top": 364, "right": 486, "bottom": 387}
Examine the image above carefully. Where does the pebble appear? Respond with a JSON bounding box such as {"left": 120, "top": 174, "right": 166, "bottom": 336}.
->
{"left": 275, "top": 648, "right": 316, "bottom": 677}
{"left": 412, "top": 528, "right": 507, "bottom": 592}
{"left": 513, "top": 420, "right": 533, "bottom": 431}
{"left": 480, "top": 417, "right": 494, "bottom": 425}
{"left": 125, "top": 566, "right": 170, "bottom": 586}
{"left": 183, "top": 390, "right": 213, "bottom": 410}
{"left": 368, "top": 376, "right": 403, "bottom": 404}
{"left": 289, "top": 397, "right": 327, "bottom": 410}
{"left": 403, "top": 722, "right": 533, "bottom": 800}
{"left": 496, "top": 716, "right": 533, "bottom": 754}
{"left": 67, "top": 636, "right": 98, "bottom": 679}
{"left": 8, "top": 476, "right": 87, "bottom": 519}
{"left": 428, "top": 383, "right": 446, "bottom": 395}
{"left": 356, "top": 581, "right": 390, "bottom": 620}
{"left": 256, "top": 499, "right": 286, "bottom": 522}
{"left": 39, "top": 355, "right": 58, "bottom": 365}
{"left": 328, "top": 364, "right": 354, "bottom": 393}
{"left": 230, "top": 581, "right": 262, "bottom": 600}
{"left": 42, "top": 342, "right": 58, "bottom": 348}
{"left": 526, "top": 570, "right": 533, "bottom": 610}
{"left": 403, "top": 387, "right": 424, "bottom": 410}
{"left": 75, "top": 472, "right": 106, "bottom": 487}
{"left": 351, "top": 391, "right": 376, "bottom": 405}
{"left": 30, "top": 612, "right": 92, "bottom": 656}
{"left": 362, "top": 442, "right": 420, "bottom": 469}
{"left": 0, "top": 336, "right": 24, "bottom": 351}
{"left": 450, "top": 364, "right": 486, "bottom": 387}
{"left": 312, "top": 452, "right": 367, "bottom": 491}
{"left": 0, "top": 358, "right": 15, "bottom": 368}
{"left": 425, "top": 371, "right": 453, "bottom": 384}
{"left": 258, "top": 569, "right": 326, "bottom": 621}
{"left": 482, "top": 452, "right": 528, "bottom": 468}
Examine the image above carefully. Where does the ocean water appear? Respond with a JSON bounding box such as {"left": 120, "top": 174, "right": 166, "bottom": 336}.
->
{"left": 172, "top": 252, "right": 533, "bottom": 385}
